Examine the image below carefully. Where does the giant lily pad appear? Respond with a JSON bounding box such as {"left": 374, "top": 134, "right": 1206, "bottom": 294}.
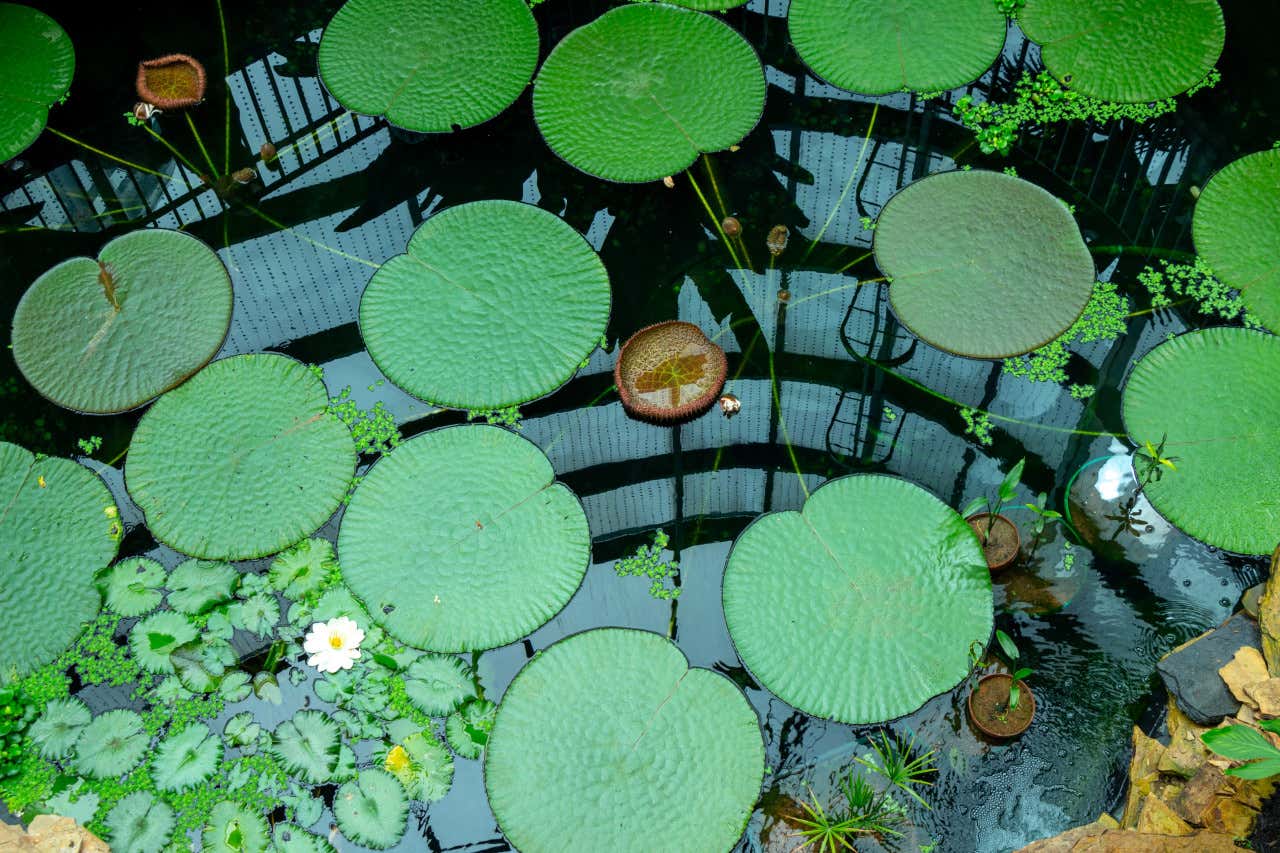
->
{"left": 360, "top": 200, "right": 609, "bottom": 410}
{"left": 126, "top": 353, "right": 356, "bottom": 560}
{"left": 874, "top": 170, "right": 1094, "bottom": 358}
{"left": 1122, "top": 327, "right": 1280, "bottom": 555}
{"left": 532, "top": 3, "right": 765, "bottom": 182}
{"left": 11, "top": 229, "right": 232, "bottom": 414}
{"left": 318, "top": 0, "right": 538, "bottom": 133}
{"left": 0, "top": 4, "right": 74, "bottom": 163}
{"left": 1192, "top": 149, "right": 1280, "bottom": 333}
{"left": 1019, "top": 0, "right": 1224, "bottom": 102}
{"left": 339, "top": 425, "right": 589, "bottom": 652}
{"left": 789, "top": 0, "right": 1005, "bottom": 95}
{"left": 722, "top": 474, "right": 992, "bottom": 723}
{"left": 0, "top": 442, "right": 117, "bottom": 680}
{"left": 486, "top": 628, "right": 763, "bottom": 852}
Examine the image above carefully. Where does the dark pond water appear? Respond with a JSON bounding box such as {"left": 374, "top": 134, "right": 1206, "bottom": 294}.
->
{"left": 3, "top": 0, "right": 1280, "bottom": 850}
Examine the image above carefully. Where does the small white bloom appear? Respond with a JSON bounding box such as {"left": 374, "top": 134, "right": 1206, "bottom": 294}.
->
{"left": 303, "top": 616, "right": 365, "bottom": 673}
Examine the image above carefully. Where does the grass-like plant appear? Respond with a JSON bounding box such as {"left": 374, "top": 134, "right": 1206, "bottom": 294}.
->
{"left": 792, "top": 731, "right": 938, "bottom": 851}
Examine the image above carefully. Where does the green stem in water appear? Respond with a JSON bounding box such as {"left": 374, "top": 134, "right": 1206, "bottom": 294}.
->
{"left": 836, "top": 250, "right": 874, "bottom": 274}
{"left": 47, "top": 128, "right": 173, "bottom": 180}
{"left": 215, "top": 0, "right": 230, "bottom": 173}
{"left": 801, "top": 102, "right": 879, "bottom": 264}
{"left": 702, "top": 155, "right": 754, "bottom": 272}
{"left": 769, "top": 349, "right": 810, "bottom": 500}
{"left": 141, "top": 124, "right": 203, "bottom": 175}
{"left": 185, "top": 113, "right": 219, "bottom": 178}
{"left": 239, "top": 201, "right": 381, "bottom": 268}
{"left": 687, "top": 169, "right": 746, "bottom": 273}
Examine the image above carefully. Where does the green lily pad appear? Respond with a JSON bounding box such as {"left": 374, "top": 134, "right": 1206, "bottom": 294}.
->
{"left": 126, "top": 353, "right": 357, "bottom": 560}
{"left": 532, "top": 3, "right": 765, "bottom": 182}
{"left": 339, "top": 425, "right": 590, "bottom": 652}
{"left": 0, "top": 441, "right": 117, "bottom": 680}
{"left": 403, "top": 654, "right": 475, "bottom": 716}
{"left": 11, "top": 229, "right": 233, "bottom": 414}
{"left": 788, "top": 0, "right": 1005, "bottom": 95}
{"left": 334, "top": 769, "right": 409, "bottom": 850}
{"left": 105, "top": 791, "right": 175, "bottom": 853}
{"left": 97, "top": 556, "right": 166, "bottom": 617}
{"left": 153, "top": 723, "right": 223, "bottom": 792}
{"left": 76, "top": 709, "right": 148, "bottom": 778}
{"left": 269, "top": 538, "right": 337, "bottom": 600}
{"left": 1121, "top": 327, "right": 1280, "bottom": 555}
{"left": 722, "top": 474, "right": 992, "bottom": 723}
{"left": 0, "top": 4, "right": 74, "bottom": 163}
{"left": 486, "top": 628, "right": 763, "bottom": 852}
{"left": 1019, "top": 0, "right": 1224, "bottom": 102}
{"left": 663, "top": 0, "right": 750, "bottom": 7}
{"left": 318, "top": 0, "right": 538, "bottom": 133}
{"left": 202, "top": 801, "right": 270, "bottom": 853}
{"left": 874, "top": 170, "right": 1095, "bottom": 358}
{"left": 446, "top": 697, "right": 496, "bottom": 759}
{"left": 29, "top": 696, "right": 90, "bottom": 759}
{"left": 1192, "top": 149, "right": 1280, "bottom": 333}
{"left": 383, "top": 731, "right": 454, "bottom": 802}
{"left": 273, "top": 824, "right": 335, "bottom": 853}
{"left": 166, "top": 558, "right": 238, "bottom": 614}
{"left": 273, "top": 710, "right": 342, "bottom": 784}
{"left": 129, "top": 611, "right": 199, "bottom": 674}
{"left": 359, "top": 200, "right": 610, "bottom": 410}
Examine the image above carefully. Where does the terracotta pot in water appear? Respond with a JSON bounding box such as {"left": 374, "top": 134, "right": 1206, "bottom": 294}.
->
{"left": 967, "top": 673, "right": 1035, "bottom": 739}
{"left": 966, "top": 512, "right": 1020, "bottom": 571}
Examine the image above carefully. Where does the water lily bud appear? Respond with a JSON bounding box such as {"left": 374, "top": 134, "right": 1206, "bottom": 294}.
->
{"left": 662, "top": 175, "right": 675, "bottom": 188}
{"left": 133, "top": 102, "right": 159, "bottom": 122}
{"left": 721, "top": 216, "right": 741, "bottom": 237}
{"left": 260, "top": 142, "right": 277, "bottom": 163}
{"left": 767, "top": 224, "right": 789, "bottom": 257}
{"left": 719, "top": 393, "right": 740, "bottom": 418}
{"left": 232, "top": 168, "right": 255, "bottom": 185}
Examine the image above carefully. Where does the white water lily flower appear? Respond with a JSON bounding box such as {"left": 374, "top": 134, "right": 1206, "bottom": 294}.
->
{"left": 303, "top": 616, "right": 365, "bottom": 673}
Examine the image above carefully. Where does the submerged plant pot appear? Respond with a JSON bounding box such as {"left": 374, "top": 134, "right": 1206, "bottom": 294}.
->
{"left": 136, "top": 54, "right": 207, "bottom": 110}
{"left": 614, "top": 321, "right": 727, "bottom": 425}
{"left": 967, "top": 673, "right": 1035, "bottom": 739}
{"left": 966, "top": 512, "right": 1020, "bottom": 571}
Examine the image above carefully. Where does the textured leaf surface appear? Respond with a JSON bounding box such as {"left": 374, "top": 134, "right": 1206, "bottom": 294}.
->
{"left": 334, "top": 769, "right": 408, "bottom": 850}
{"left": 789, "top": 0, "right": 1004, "bottom": 95}
{"left": 1122, "top": 327, "right": 1280, "bottom": 555}
{"left": 98, "top": 556, "right": 165, "bottom": 617}
{"left": 340, "top": 425, "right": 590, "bottom": 651}
{"left": 153, "top": 723, "right": 222, "bottom": 791}
{"left": 273, "top": 710, "right": 342, "bottom": 784}
{"left": 126, "top": 354, "right": 356, "bottom": 560}
{"left": 29, "top": 697, "right": 90, "bottom": 759}
{"left": 360, "top": 200, "right": 610, "bottom": 410}
{"left": 874, "top": 170, "right": 1094, "bottom": 358}
{"left": 105, "top": 791, "right": 175, "bottom": 853}
{"left": 129, "top": 611, "right": 199, "bottom": 674}
{"left": 663, "top": 0, "right": 749, "bottom": 7}
{"left": 166, "top": 558, "right": 238, "bottom": 614}
{"left": 1019, "top": 0, "right": 1223, "bottom": 102}
{"left": 202, "top": 801, "right": 270, "bottom": 853}
{"left": 0, "top": 442, "right": 116, "bottom": 679}
{"left": 403, "top": 655, "right": 474, "bottom": 716}
{"left": 0, "top": 4, "right": 73, "bottom": 163}
{"left": 318, "top": 0, "right": 537, "bottom": 132}
{"left": 76, "top": 709, "right": 148, "bottom": 778}
{"left": 446, "top": 697, "right": 495, "bottom": 759}
{"left": 486, "top": 629, "right": 763, "bottom": 852}
{"left": 722, "top": 475, "right": 992, "bottom": 723}
{"left": 532, "top": 3, "right": 765, "bottom": 182}
{"left": 11, "top": 229, "right": 232, "bottom": 413}
{"left": 273, "top": 824, "right": 336, "bottom": 853}
{"left": 1192, "top": 149, "right": 1280, "bottom": 333}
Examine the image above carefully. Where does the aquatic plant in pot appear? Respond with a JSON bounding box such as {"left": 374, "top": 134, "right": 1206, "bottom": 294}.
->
{"left": 961, "top": 457, "right": 1025, "bottom": 571}
{"left": 967, "top": 629, "right": 1035, "bottom": 740}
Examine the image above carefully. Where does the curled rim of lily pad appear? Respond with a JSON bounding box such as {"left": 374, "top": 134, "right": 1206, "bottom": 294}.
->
{"left": 614, "top": 321, "right": 728, "bottom": 425}
{"left": 135, "top": 54, "right": 207, "bottom": 110}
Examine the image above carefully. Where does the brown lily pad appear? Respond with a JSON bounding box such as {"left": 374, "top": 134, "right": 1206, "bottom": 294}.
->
{"left": 614, "top": 321, "right": 727, "bottom": 424}
{"left": 136, "top": 54, "right": 207, "bottom": 109}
